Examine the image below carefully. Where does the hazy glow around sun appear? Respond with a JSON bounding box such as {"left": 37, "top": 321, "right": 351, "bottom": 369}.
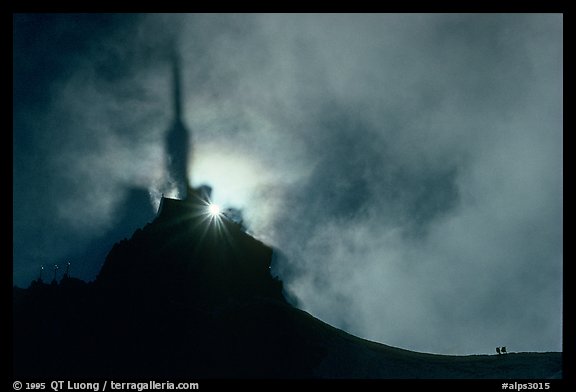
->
{"left": 208, "top": 203, "right": 221, "bottom": 217}
{"left": 189, "top": 143, "right": 272, "bottom": 210}
{"left": 187, "top": 141, "right": 310, "bottom": 243}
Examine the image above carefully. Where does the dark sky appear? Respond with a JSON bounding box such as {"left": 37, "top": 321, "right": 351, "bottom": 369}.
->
{"left": 13, "top": 13, "right": 562, "bottom": 355}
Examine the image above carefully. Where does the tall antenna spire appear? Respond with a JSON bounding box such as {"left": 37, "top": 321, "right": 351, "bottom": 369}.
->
{"left": 165, "top": 42, "right": 192, "bottom": 199}
{"left": 172, "top": 48, "right": 183, "bottom": 124}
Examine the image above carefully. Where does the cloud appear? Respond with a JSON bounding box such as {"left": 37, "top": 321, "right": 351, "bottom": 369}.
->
{"left": 211, "top": 13, "right": 562, "bottom": 355}
{"left": 13, "top": 13, "right": 562, "bottom": 355}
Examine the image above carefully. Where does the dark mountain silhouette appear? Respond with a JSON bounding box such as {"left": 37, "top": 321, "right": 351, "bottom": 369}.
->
{"left": 13, "top": 186, "right": 562, "bottom": 379}
{"left": 66, "top": 186, "right": 156, "bottom": 280}
{"left": 13, "top": 50, "right": 562, "bottom": 380}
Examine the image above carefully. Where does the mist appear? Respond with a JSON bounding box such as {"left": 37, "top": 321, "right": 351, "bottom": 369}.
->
{"left": 13, "top": 13, "right": 562, "bottom": 355}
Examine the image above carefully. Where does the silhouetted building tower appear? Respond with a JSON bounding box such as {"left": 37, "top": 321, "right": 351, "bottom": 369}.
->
{"left": 165, "top": 50, "right": 192, "bottom": 200}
